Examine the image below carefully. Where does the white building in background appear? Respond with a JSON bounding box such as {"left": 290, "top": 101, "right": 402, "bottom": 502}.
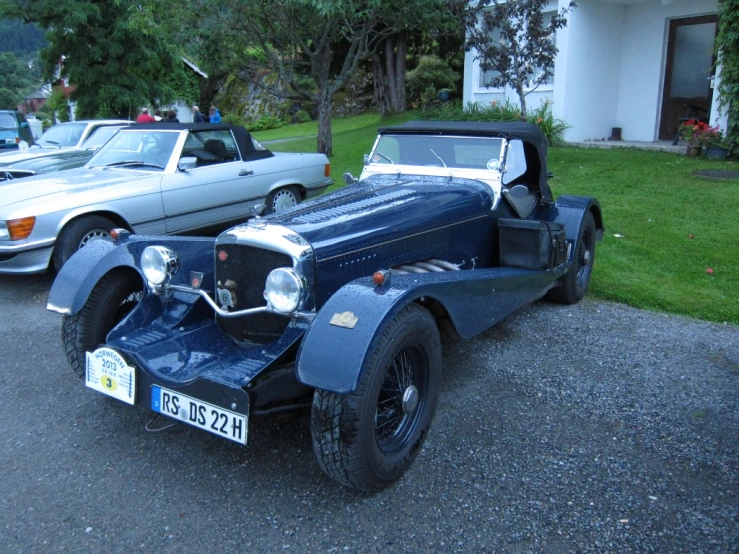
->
{"left": 464, "top": 0, "right": 728, "bottom": 143}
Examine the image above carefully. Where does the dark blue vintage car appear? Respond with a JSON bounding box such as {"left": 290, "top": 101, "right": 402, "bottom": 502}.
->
{"left": 47, "top": 121, "right": 603, "bottom": 491}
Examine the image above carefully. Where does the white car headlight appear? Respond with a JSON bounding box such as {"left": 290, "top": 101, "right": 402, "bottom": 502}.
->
{"left": 0, "top": 222, "right": 8, "bottom": 240}
{"left": 264, "top": 268, "right": 304, "bottom": 313}
{"left": 141, "top": 245, "right": 179, "bottom": 285}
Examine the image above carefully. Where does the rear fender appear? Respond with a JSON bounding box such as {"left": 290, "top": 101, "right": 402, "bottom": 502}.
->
{"left": 47, "top": 235, "right": 216, "bottom": 316}
{"left": 297, "top": 266, "right": 554, "bottom": 394}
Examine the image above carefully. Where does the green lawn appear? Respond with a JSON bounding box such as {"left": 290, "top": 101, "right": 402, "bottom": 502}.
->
{"left": 258, "top": 114, "right": 739, "bottom": 324}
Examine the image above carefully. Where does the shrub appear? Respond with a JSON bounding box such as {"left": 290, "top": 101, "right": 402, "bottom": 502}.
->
{"left": 406, "top": 56, "right": 460, "bottom": 101}
{"left": 248, "top": 114, "right": 284, "bottom": 132}
{"left": 222, "top": 112, "right": 248, "bottom": 128}
{"left": 295, "top": 109, "right": 311, "bottom": 123}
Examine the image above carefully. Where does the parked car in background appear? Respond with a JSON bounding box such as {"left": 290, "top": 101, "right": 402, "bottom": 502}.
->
{"left": 0, "top": 124, "right": 129, "bottom": 181}
{"left": 0, "top": 123, "right": 332, "bottom": 274}
{"left": 0, "top": 110, "right": 35, "bottom": 151}
{"left": 32, "top": 119, "right": 131, "bottom": 150}
{"left": 48, "top": 121, "right": 603, "bottom": 491}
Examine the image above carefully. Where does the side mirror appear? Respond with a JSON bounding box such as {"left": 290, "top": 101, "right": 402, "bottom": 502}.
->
{"left": 342, "top": 172, "right": 358, "bottom": 185}
{"left": 178, "top": 156, "right": 198, "bottom": 171}
{"left": 363, "top": 154, "right": 370, "bottom": 165}
{"left": 20, "top": 122, "right": 29, "bottom": 128}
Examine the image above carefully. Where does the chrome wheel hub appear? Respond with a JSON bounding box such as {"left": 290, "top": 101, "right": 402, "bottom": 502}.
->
{"left": 402, "top": 385, "right": 419, "bottom": 415}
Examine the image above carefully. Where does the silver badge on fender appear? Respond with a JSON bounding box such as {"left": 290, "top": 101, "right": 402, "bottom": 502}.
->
{"left": 330, "top": 311, "right": 359, "bottom": 329}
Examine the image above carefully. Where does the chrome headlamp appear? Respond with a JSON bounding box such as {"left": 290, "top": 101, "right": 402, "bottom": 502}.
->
{"left": 263, "top": 267, "right": 304, "bottom": 313}
{"left": 141, "top": 245, "right": 179, "bottom": 286}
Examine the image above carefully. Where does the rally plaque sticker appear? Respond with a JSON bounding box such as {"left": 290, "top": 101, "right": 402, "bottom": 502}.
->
{"left": 86, "top": 347, "right": 135, "bottom": 405}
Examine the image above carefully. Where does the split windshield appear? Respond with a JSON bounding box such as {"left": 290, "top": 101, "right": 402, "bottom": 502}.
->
{"left": 372, "top": 134, "right": 505, "bottom": 171}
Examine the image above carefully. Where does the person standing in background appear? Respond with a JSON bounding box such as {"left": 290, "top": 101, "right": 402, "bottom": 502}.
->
{"left": 166, "top": 110, "right": 180, "bottom": 123}
{"left": 153, "top": 109, "right": 163, "bottom": 122}
{"left": 192, "top": 106, "right": 204, "bottom": 123}
{"left": 209, "top": 106, "right": 222, "bottom": 123}
{"left": 136, "top": 108, "right": 155, "bottom": 123}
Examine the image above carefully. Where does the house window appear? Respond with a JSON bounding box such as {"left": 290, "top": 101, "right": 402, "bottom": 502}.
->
{"left": 479, "top": 23, "right": 503, "bottom": 88}
{"left": 478, "top": 10, "right": 557, "bottom": 90}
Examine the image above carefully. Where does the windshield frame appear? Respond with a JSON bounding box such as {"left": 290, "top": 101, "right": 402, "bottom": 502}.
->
{"left": 86, "top": 128, "right": 184, "bottom": 172}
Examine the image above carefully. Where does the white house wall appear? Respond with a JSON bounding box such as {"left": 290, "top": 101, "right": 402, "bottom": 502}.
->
{"left": 464, "top": 0, "right": 722, "bottom": 143}
{"left": 553, "top": 0, "right": 625, "bottom": 142}
{"left": 463, "top": 1, "right": 560, "bottom": 113}
{"left": 615, "top": 0, "right": 718, "bottom": 142}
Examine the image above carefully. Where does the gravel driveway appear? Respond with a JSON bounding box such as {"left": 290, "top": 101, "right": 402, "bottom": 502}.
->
{"left": 0, "top": 273, "right": 737, "bottom": 553}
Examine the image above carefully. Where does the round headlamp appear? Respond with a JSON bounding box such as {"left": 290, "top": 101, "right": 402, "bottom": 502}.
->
{"left": 141, "top": 245, "right": 179, "bottom": 285}
{"left": 264, "top": 268, "right": 304, "bottom": 313}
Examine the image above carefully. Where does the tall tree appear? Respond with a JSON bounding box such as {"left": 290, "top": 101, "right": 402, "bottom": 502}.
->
{"left": 465, "top": 0, "right": 575, "bottom": 119}
{"left": 0, "top": 0, "right": 187, "bottom": 118}
{"left": 371, "top": 0, "right": 466, "bottom": 115}
{"left": 0, "top": 51, "right": 40, "bottom": 109}
{"left": 136, "top": 0, "right": 388, "bottom": 156}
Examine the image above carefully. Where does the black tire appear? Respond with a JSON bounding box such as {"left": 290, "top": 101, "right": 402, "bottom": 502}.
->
{"left": 264, "top": 186, "right": 300, "bottom": 214}
{"left": 52, "top": 215, "right": 116, "bottom": 272}
{"left": 547, "top": 211, "right": 596, "bottom": 305}
{"left": 311, "top": 303, "right": 441, "bottom": 492}
{"left": 62, "top": 270, "right": 143, "bottom": 378}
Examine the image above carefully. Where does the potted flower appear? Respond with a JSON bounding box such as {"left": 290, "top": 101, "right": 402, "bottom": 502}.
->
{"left": 679, "top": 119, "right": 717, "bottom": 157}
{"left": 703, "top": 128, "right": 730, "bottom": 159}
{"left": 438, "top": 88, "right": 451, "bottom": 102}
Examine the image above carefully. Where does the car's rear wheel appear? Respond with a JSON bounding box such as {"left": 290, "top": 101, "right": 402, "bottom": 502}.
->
{"left": 547, "top": 211, "right": 596, "bottom": 305}
{"left": 62, "top": 269, "right": 144, "bottom": 378}
{"left": 52, "top": 215, "right": 116, "bottom": 272}
{"left": 311, "top": 303, "right": 441, "bottom": 492}
{"left": 264, "top": 186, "right": 300, "bottom": 214}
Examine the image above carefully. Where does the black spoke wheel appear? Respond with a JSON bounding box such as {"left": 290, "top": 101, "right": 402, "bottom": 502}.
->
{"left": 62, "top": 269, "right": 143, "bottom": 378}
{"left": 311, "top": 303, "right": 441, "bottom": 492}
{"left": 547, "top": 211, "right": 596, "bottom": 305}
{"left": 375, "top": 345, "right": 429, "bottom": 456}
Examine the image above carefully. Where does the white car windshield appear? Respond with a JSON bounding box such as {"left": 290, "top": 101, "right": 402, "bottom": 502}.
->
{"left": 371, "top": 134, "right": 505, "bottom": 171}
{"left": 81, "top": 126, "right": 126, "bottom": 150}
{"left": 37, "top": 123, "right": 87, "bottom": 148}
{"left": 88, "top": 130, "right": 180, "bottom": 170}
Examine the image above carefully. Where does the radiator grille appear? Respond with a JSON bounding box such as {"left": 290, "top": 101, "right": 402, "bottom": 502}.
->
{"left": 215, "top": 244, "right": 292, "bottom": 343}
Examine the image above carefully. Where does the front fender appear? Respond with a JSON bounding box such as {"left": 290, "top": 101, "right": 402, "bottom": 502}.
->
{"left": 297, "top": 266, "right": 554, "bottom": 394}
{"left": 540, "top": 195, "right": 604, "bottom": 242}
{"left": 47, "top": 235, "right": 216, "bottom": 316}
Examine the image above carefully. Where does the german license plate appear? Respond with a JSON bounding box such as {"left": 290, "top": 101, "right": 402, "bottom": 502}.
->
{"left": 150, "top": 386, "right": 247, "bottom": 445}
{"left": 86, "top": 347, "right": 136, "bottom": 405}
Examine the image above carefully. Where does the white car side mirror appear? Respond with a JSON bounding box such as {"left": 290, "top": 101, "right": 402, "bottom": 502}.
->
{"left": 178, "top": 157, "right": 198, "bottom": 171}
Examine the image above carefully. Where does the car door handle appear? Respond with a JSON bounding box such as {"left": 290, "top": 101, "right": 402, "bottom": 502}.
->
{"left": 239, "top": 169, "right": 254, "bottom": 176}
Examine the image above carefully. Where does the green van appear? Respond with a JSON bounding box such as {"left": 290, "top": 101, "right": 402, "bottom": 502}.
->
{"left": 0, "top": 110, "right": 35, "bottom": 151}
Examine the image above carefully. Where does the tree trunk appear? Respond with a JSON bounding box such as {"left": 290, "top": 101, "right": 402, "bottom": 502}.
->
{"left": 317, "top": 94, "right": 333, "bottom": 156}
{"left": 516, "top": 82, "right": 527, "bottom": 120}
{"left": 372, "top": 53, "right": 389, "bottom": 116}
{"left": 390, "top": 32, "right": 406, "bottom": 112}
{"left": 372, "top": 34, "right": 408, "bottom": 114}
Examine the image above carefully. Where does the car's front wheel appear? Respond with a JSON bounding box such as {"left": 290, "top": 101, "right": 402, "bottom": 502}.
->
{"left": 264, "top": 186, "right": 300, "bottom": 214}
{"left": 311, "top": 303, "right": 441, "bottom": 492}
{"left": 52, "top": 215, "right": 116, "bottom": 272}
{"left": 547, "top": 211, "right": 596, "bottom": 305}
{"left": 62, "top": 269, "right": 144, "bottom": 378}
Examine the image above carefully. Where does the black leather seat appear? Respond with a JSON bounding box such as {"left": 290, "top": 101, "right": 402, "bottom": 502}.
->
{"left": 203, "top": 139, "right": 227, "bottom": 160}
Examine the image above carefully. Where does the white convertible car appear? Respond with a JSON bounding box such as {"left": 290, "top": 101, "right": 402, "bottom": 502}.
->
{"left": 0, "top": 123, "right": 332, "bottom": 274}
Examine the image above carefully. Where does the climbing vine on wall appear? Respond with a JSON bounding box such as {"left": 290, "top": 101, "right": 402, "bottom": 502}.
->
{"left": 716, "top": 0, "right": 739, "bottom": 154}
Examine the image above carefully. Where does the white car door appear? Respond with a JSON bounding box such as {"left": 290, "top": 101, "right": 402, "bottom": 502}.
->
{"left": 161, "top": 129, "right": 262, "bottom": 234}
